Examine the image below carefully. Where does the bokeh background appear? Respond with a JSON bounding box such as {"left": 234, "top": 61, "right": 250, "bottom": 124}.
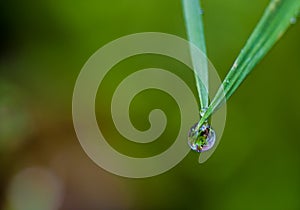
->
{"left": 1, "top": 0, "right": 300, "bottom": 209}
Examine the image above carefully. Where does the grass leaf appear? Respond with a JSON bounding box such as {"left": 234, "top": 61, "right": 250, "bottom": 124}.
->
{"left": 182, "top": 0, "right": 209, "bottom": 109}
{"left": 200, "top": 0, "right": 300, "bottom": 126}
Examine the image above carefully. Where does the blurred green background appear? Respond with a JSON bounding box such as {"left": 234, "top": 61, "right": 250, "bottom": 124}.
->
{"left": 1, "top": 0, "right": 300, "bottom": 209}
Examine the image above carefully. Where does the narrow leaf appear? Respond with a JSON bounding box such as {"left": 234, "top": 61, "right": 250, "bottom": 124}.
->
{"left": 200, "top": 0, "right": 300, "bottom": 125}
{"left": 182, "top": 0, "right": 209, "bottom": 109}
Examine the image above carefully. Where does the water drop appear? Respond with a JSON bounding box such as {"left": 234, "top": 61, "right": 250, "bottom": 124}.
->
{"left": 290, "top": 17, "right": 297, "bottom": 24}
{"left": 200, "top": 108, "right": 207, "bottom": 117}
{"left": 233, "top": 61, "right": 238, "bottom": 68}
{"left": 188, "top": 121, "right": 216, "bottom": 152}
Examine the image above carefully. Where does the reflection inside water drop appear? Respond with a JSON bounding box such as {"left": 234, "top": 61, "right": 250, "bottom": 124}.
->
{"left": 188, "top": 121, "right": 216, "bottom": 153}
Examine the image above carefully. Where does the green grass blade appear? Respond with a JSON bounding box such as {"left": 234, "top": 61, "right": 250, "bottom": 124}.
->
{"left": 182, "top": 0, "right": 209, "bottom": 109}
{"left": 200, "top": 0, "right": 300, "bottom": 126}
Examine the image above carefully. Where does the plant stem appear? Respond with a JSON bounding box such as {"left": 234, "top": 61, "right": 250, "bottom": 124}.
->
{"left": 182, "top": 0, "right": 209, "bottom": 109}
{"left": 199, "top": 0, "right": 300, "bottom": 126}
